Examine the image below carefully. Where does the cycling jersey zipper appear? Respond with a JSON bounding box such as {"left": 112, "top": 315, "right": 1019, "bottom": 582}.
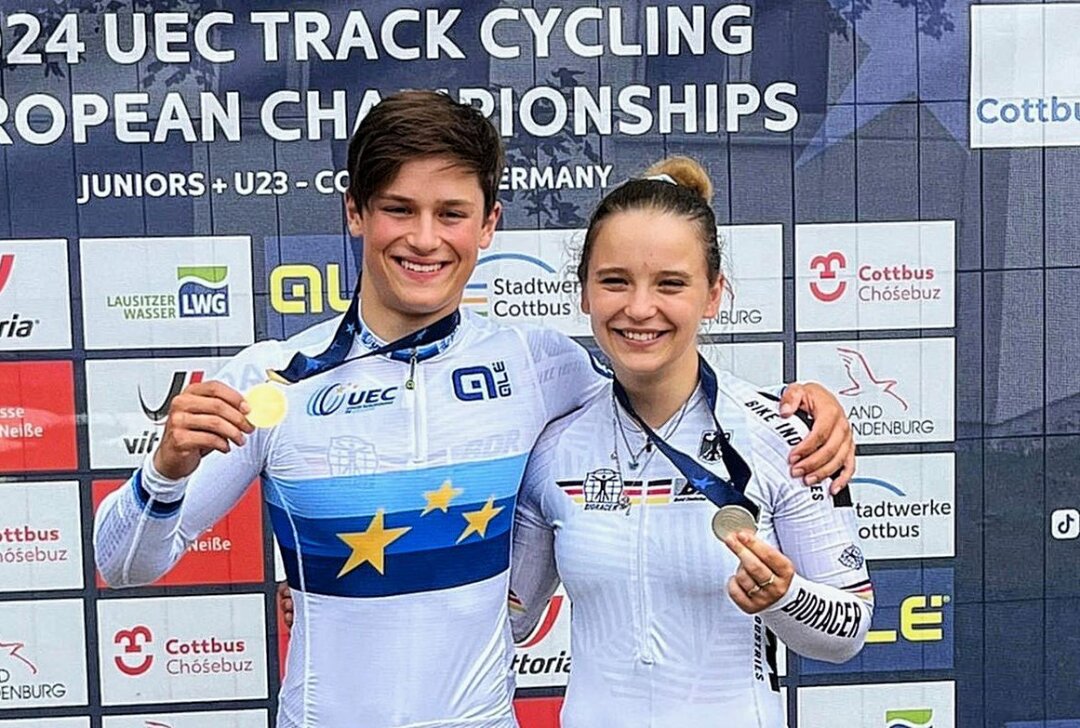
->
{"left": 404, "top": 350, "right": 427, "bottom": 463}
{"left": 637, "top": 444, "right": 655, "bottom": 667}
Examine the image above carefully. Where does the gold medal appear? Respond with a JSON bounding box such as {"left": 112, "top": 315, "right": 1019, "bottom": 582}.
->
{"left": 711, "top": 505, "right": 757, "bottom": 541}
{"left": 245, "top": 382, "right": 288, "bottom": 428}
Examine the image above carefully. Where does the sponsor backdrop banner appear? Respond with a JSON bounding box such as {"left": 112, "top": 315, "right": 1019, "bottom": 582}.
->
{"left": 0, "top": 1, "right": 1074, "bottom": 726}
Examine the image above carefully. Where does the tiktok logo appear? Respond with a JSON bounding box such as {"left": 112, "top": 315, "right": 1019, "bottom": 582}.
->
{"left": 809, "top": 251, "right": 848, "bottom": 302}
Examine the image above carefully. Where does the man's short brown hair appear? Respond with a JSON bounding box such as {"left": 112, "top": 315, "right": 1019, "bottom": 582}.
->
{"left": 346, "top": 90, "right": 505, "bottom": 216}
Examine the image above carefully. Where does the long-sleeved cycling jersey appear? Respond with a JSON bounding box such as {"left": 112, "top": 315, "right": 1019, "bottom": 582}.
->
{"left": 509, "top": 372, "right": 874, "bottom": 728}
{"left": 94, "top": 308, "right": 604, "bottom": 728}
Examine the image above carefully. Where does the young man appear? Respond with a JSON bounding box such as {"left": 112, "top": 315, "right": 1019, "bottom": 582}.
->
{"left": 95, "top": 91, "right": 855, "bottom": 728}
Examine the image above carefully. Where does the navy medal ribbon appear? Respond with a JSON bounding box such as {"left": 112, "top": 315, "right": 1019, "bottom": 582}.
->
{"left": 269, "top": 287, "right": 460, "bottom": 384}
{"left": 612, "top": 355, "right": 759, "bottom": 518}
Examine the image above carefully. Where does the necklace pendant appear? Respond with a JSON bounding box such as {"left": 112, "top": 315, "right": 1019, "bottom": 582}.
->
{"left": 628, "top": 459, "right": 639, "bottom": 470}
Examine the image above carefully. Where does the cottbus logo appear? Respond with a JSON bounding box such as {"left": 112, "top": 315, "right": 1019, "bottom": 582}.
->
{"left": 809, "top": 251, "right": 847, "bottom": 302}
{"left": 114, "top": 626, "right": 154, "bottom": 676}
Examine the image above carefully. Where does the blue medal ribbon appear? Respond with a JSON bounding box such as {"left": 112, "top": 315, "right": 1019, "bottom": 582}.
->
{"left": 612, "top": 355, "right": 758, "bottom": 518}
{"left": 269, "top": 291, "right": 460, "bottom": 384}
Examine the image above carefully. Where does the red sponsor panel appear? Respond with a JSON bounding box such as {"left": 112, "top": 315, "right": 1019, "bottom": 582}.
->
{"left": 0, "top": 361, "right": 77, "bottom": 472}
{"left": 277, "top": 585, "right": 290, "bottom": 681}
{"left": 514, "top": 697, "right": 563, "bottom": 728}
{"left": 93, "top": 479, "right": 265, "bottom": 586}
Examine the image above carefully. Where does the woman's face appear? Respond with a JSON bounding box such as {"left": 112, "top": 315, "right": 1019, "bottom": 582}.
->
{"left": 582, "top": 208, "right": 722, "bottom": 384}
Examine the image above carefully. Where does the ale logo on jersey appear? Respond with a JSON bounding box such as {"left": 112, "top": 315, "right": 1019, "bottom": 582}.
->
{"left": 886, "top": 709, "right": 933, "bottom": 728}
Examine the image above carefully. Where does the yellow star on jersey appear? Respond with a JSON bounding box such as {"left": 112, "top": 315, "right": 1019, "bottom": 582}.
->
{"left": 336, "top": 510, "right": 411, "bottom": 577}
{"left": 421, "top": 480, "right": 463, "bottom": 516}
{"left": 456, "top": 496, "right": 505, "bottom": 543}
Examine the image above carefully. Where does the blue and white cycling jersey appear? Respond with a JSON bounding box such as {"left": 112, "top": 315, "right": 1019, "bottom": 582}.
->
{"left": 94, "top": 308, "right": 603, "bottom": 728}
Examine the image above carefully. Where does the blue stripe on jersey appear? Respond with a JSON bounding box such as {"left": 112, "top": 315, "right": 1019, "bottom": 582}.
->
{"left": 280, "top": 531, "right": 511, "bottom": 597}
{"left": 266, "top": 495, "right": 516, "bottom": 557}
{"left": 262, "top": 453, "right": 528, "bottom": 518}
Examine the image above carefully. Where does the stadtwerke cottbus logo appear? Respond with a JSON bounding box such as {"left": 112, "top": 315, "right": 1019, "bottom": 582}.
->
{"left": 464, "top": 252, "right": 577, "bottom": 321}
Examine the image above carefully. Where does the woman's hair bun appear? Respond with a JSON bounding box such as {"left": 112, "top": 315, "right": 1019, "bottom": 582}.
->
{"left": 643, "top": 156, "right": 713, "bottom": 202}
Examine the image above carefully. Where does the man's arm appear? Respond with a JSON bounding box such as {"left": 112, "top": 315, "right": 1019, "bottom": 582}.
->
{"left": 775, "top": 382, "right": 855, "bottom": 493}
{"left": 94, "top": 348, "right": 272, "bottom": 586}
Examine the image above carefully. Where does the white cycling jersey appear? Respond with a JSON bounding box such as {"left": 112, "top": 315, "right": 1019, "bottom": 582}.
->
{"left": 510, "top": 372, "right": 874, "bottom": 728}
{"left": 94, "top": 307, "right": 604, "bottom": 728}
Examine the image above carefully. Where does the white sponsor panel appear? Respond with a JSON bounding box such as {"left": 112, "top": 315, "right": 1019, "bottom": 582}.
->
{"left": 512, "top": 585, "right": 570, "bottom": 689}
{"left": 851, "top": 454, "right": 955, "bottom": 560}
{"left": 0, "top": 600, "right": 88, "bottom": 709}
{"left": 0, "top": 240, "right": 72, "bottom": 351}
{"left": 971, "top": 5, "right": 1080, "bottom": 148}
{"left": 470, "top": 226, "right": 781, "bottom": 335}
{"left": 797, "top": 680, "right": 955, "bottom": 727}
{"left": 466, "top": 230, "right": 585, "bottom": 334}
{"left": 102, "top": 709, "right": 268, "bottom": 727}
{"left": 795, "top": 221, "right": 955, "bottom": 332}
{"left": 797, "top": 338, "right": 955, "bottom": 444}
{"left": 0, "top": 481, "right": 83, "bottom": 592}
{"left": 79, "top": 236, "right": 254, "bottom": 350}
{"left": 0, "top": 719, "right": 89, "bottom": 727}
{"left": 86, "top": 357, "right": 227, "bottom": 469}
{"left": 97, "top": 594, "right": 267, "bottom": 706}
{"left": 701, "top": 342, "right": 784, "bottom": 387}
{"left": 714, "top": 224, "right": 783, "bottom": 334}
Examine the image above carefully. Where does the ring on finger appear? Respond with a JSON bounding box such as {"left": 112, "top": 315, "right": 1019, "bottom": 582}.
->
{"left": 755, "top": 575, "right": 775, "bottom": 590}
{"left": 746, "top": 584, "right": 762, "bottom": 596}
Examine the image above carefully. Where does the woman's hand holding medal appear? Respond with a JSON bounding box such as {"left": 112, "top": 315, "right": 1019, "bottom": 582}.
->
{"left": 723, "top": 531, "right": 795, "bottom": 614}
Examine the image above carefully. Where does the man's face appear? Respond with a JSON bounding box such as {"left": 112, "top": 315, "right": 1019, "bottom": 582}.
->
{"left": 346, "top": 156, "right": 500, "bottom": 338}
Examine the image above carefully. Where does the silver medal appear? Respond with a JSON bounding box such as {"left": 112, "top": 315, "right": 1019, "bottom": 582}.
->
{"left": 711, "top": 505, "right": 757, "bottom": 541}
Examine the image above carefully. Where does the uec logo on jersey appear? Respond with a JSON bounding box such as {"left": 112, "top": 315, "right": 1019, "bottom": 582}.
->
{"left": 452, "top": 363, "right": 512, "bottom": 402}
{"left": 307, "top": 384, "right": 399, "bottom": 416}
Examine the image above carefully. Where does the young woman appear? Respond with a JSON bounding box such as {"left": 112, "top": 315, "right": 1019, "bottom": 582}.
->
{"left": 509, "top": 157, "right": 874, "bottom": 727}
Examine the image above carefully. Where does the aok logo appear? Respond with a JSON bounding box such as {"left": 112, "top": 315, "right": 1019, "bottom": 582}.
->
{"left": 270, "top": 264, "right": 351, "bottom": 315}
{"left": 177, "top": 266, "right": 229, "bottom": 318}
{"left": 452, "top": 363, "right": 512, "bottom": 402}
{"left": 867, "top": 594, "right": 950, "bottom": 645}
{"left": 809, "top": 251, "right": 847, "bottom": 303}
{"left": 113, "top": 625, "right": 154, "bottom": 676}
